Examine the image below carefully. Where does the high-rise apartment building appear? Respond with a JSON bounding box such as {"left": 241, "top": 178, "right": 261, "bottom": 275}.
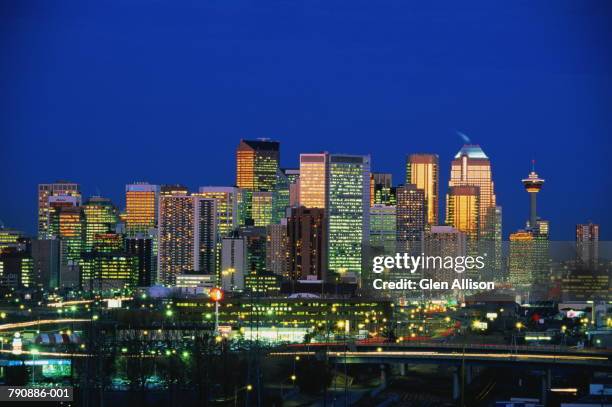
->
{"left": 406, "top": 154, "right": 439, "bottom": 225}
{"left": 158, "top": 189, "right": 217, "bottom": 285}
{"left": 38, "top": 181, "right": 81, "bottom": 239}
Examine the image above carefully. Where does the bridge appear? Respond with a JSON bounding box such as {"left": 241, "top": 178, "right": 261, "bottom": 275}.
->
{"left": 271, "top": 343, "right": 611, "bottom": 404}
{"left": 271, "top": 347, "right": 611, "bottom": 368}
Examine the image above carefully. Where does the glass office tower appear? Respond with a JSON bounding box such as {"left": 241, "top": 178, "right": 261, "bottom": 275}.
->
{"left": 327, "top": 154, "right": 370, "bottom": 279}
{"left": 406, "top": 154, "right": 439, "bottom": 225}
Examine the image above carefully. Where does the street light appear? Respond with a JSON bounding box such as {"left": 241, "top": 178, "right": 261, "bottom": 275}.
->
{"left": 209, "top": 288, "right": 224, "bottom": 335}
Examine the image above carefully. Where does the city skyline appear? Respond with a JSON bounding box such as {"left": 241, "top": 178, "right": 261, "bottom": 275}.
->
{"left": 0, "top": 138, "right": 606, "bottom": 241}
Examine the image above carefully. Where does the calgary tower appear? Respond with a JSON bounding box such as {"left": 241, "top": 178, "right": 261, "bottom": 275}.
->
{"left": 521, "top": 160, "right": 545, "bottom": 230}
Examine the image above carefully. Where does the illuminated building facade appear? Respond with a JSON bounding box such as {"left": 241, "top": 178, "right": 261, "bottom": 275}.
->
{"left": 406, "top": 154, "right": 439, "bottom": 225}
{"left": 266, "top": 222, "right": 289, "bottom": 277}
{"left": 371, "top": 173, "right": 396, "bottom": 207}
{"left": 445, "top": 185, "right": 480, "bottom": 241}
{"left": 448, "top": 145, "right": 496, "bottom": 239}
{"left": 299, "top": 153, "right": 328, "bottom": 209}
{"left": 82, "top": 197, "right": 119, "bottom": 252}
{"left": 158, "top": 189, "right": 217, "bottom": 285}
{"left": 509, "top": 231, "right": 535, "bottom": 287}
{"left": 287, "top": 207, "right": 327, "bottom": 280}
{"left": 92, "top": 232, "right": 123, "bottom": 253}
{"left": 245, "top": 271, "right": 281, "bottom": 295}
{"left": 49, "top": 204, "right": 85, "bottom": 266}
{"left": 369, "top": 204, "right": 396, "bottom": 255}
{"left": 174, "top": 297, "right": 392, "bottom": 334}
{"left": 0, "top": 228, "right": 26, "bottom": 254}
{"left": 396, "top": 184, "right": 426, "bottom": 254}
{"left": 236, "top": 139, "right": 280, "bottom": 192}
{"left": 273, "top": 169, "right": 290, "bottom": 224}
{"left": 251, "top": 191, "right": 274, "bottom": 227}
{"left": 327, "top": 154, "right": 370, "bottom": 277}
{"left": 158, "top": 192, "right": 194, "bottom": 285}
{"left": 38, "top": 181, "right": 81, "bottom": 239}
{"left": 124, "top": 183, "right": 159, "bottom": 235}
{"left": 0, "top": 251, "right": 33, "bottom": 289}
{"left": 80, "top": 252, "right": 139, "bottom": 291}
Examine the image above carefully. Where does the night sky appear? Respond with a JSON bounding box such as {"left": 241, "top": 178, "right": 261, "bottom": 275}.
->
{"left": 1, "top": 1, "right": 611, "bottom": 240}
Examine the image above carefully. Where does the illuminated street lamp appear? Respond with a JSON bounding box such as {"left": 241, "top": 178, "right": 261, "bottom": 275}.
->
{"left": 209, "top": 287, "right": 224, "bottom": 335}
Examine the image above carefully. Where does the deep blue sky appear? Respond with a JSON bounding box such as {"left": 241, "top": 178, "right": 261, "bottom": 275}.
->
{"left": 1, "top": 1, "right": 611, "bottom": 240}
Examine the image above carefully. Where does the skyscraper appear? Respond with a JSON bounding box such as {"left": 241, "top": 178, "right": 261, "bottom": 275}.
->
{"left": 447, "top": 145, "right": 496, "bottom": 239}
{"left": 445, "top": 186, "right": 480, "bottom": 241}
{"left": 125, "top": 236, "right": 154, "bottom": 287}
{"left": 221, "top": 234, "right": 247, "bottom": 292}
{"left": 251, "top": 191, "right": 274, "bottom": 227}
{"left": 197, "top": 186, "right": 241, "bottom": 276}
{"left": 197, "top": 187, "right": 240, "bottom": 238}
{"left": 370, "top": 204, "right": 396, "bottom": 255}
{"left": 287, "top": 207, "right": 327, "bottom": 280}
{"left": 158, "top": 189, "right": 217, "bottom": 285}
{"left": 576, "top": 223, "right": 599, "bottom": 269}
{"left": 327, "top": 154, "right": 370, "bottom": 277}
{"left": 236, "top": 139, "right": 280, "bottom": 192}
{"left": 508, "top": 231, "right": 536, "bottom": 287}
{"left": 124, "top": 183, "right": 159, "bottom": 235}
{"left": 371, "top": 173, "right": 396, "bottom": 207}
{"left": 49, "top": 203, "right": 85, "bottom": 265}
{"left": 423, "top": 225, "right": 467, "bottom": 286}
{"left": 283, "top": 168, "right": 300, "bottom": 207}
{"left": 82, "top": 196, "right": 119, "bottom": 252}
{"left": 299, "top": 153, "right": 328, "bottom": 209}
{"left": 406, "top": 154, "right": 439, "bottom": 225}
{"left": 38, "top": 181, "right": 81, "bottom": 239}
{"left": 396, "top": 184, "right": 427, "bottom": 253}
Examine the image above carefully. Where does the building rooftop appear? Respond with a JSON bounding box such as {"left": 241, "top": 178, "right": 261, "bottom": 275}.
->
{"left": 454, "top": 144, "right": 489, "bottom": 159}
